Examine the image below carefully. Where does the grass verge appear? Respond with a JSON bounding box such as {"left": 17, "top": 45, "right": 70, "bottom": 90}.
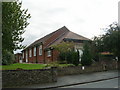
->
{"left": 1, "top": 63, "right": 47, "bottom": 70}
{"left": 0, "top": 63, "right": 81, "bottom": 70}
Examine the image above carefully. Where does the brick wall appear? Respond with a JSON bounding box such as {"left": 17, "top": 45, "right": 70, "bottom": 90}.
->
{"left": 2, "top": 67, "right": 57, "bottom": 88}
{"left": 57, "top": 61, "right": 118, "bottom": 76}
{"left": 2, "top": 61, "right": 117, "bottom": 87}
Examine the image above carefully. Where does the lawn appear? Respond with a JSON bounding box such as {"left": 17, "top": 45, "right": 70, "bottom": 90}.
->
{"left": 0, "top": 63, "right": 81, "bottom": 70}
{"left": 1, "top": 63, "right": 47, "bottom": 70}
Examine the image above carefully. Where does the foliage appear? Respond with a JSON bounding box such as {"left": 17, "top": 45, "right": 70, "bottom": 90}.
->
{"left": 72, "top": 50, "right": 79, "bottom": 66}
{"left": 58, "top": 50, "right": 80, "bottom": 66}
{"left": 52, "top": 42, "right": 74, "bottom": 53}
{"left": 53, "top": 42, "right": 74, "bottom": 63}
{"left": 90, "top": 36, "right": 104, "bottom": 61}
{"left": 53, "top": 42, "right": 80, "bottom": 66}
{"left": 102, "top": 22, "right": 120, "bottom": 61}
{"left": 2, "top": 0, "right": 31, "bottom": 64}
{"left": 59, "top": 52, "right": 67, "bottom": 62}
{"left": 81, "top": 42, "right": 92, "bottom": 66}
{"left": 2, "top": 0, "right": 31, "bottom": 52}
{"left": 2, "top": 51, "right": 15, "bottom": 65}
{"left": 92, "top": 22, "right": 120, "bottom": 61}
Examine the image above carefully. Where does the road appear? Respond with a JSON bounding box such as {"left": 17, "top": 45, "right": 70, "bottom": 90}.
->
{"left": 61, "top": 78, "right": 119, "bottom": 88}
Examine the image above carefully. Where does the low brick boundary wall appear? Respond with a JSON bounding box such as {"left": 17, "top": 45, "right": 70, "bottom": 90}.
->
{"left": 57, "top": 61, "right": 118, "bottom": 76}
{"left": 57, "top": 65, "right": 103, "bottom": 76}
{"left": 2, "top": 61, "right": 118, "bottom": 87}
{"left": 2, "top": 67, "right": 57, "bottom": 87}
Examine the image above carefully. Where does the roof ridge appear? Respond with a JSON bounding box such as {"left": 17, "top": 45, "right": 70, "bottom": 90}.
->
{"left": 45, "top": 31, "right": 69, "bottom": 48}
{"left": 44, "top": 29, "right": 69, "bottom": 48}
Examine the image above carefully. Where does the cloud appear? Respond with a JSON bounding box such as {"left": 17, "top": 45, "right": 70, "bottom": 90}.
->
{"left": 21, "top": 0, "right": 119, "bottom": 47}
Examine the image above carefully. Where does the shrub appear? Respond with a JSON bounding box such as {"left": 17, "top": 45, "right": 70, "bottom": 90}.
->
{"left": 81, "top": 42, "right": 92, "bottom": 66}
{"left": 59, "top": 52, "right": 66, "bottom": 63}
{"left": 72, "top": 50, "right": 79, "bottom": 66}
{"left": 59, "top": 50, "right": 79, "bottom": 66}
{"left": 2, "top": 51, "right": 15, "bottom": 65}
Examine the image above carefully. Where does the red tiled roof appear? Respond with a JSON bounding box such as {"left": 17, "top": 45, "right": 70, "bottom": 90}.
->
{"left": 25, "top": 26, "right": 90, "bottom": 49}
{"left": 100, "top": 52, "right": 113, "bottom": 55}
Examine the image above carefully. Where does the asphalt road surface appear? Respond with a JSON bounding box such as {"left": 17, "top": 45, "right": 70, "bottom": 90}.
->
{"left": 61, "top": 78, "right": 119, "bottom": 88}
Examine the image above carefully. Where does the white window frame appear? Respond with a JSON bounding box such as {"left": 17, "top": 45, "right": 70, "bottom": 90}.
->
{"left": 47, "top": 50, "right": 51, "bottom": 57}
{"left": 34, "top": 47, "right": 36, "bottom": 56}
{"left": 29, "top": 49, "right": 32, "bottom": 57}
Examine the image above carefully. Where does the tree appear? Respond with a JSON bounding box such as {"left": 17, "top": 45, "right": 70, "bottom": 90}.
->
{"left": 102, "top": 22, "right": 120, "bottom": 61}
{"left": 52, "top": 42, "right": 80, "bottom": 65}
{"left": 2, "top": 1, "right": 31, "bottom": 65}
{"left": 90, "top": 36, "right": 104, "bottom": 61}
{"left": 72, "top": 50, "right": 79, "bottom": 66}
{"left": 52, "top": 42, "right": 74, "bottom": 63}
{"left": 52, "top": 42, "right": 74, "bottom": 53}
{"left": 81, "top": 42, "right": 92, "bottom": 66}
{"left": 2, "top": 1, "right": 31, "bottom": 52}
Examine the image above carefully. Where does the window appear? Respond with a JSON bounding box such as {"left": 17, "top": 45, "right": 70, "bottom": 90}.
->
{"left": 39, "top": 45, "right": 42, "bottom": 55}
{"left": 26, "top": 51, "right": 28, "bottom": 62}
{"left": 23, "top": 52, "right": 24, "bottom": 58}
{"left": 29, "top": 49, "right": 32, "bottom": 57}
{"left": 34, "top": 47, "right": 36, "bottom": 56}
{"left": 47, "top": 50, "right": 51, "bottom": 57}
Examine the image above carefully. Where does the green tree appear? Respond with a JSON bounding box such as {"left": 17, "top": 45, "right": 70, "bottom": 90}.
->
{"left": 52, "top": 42, "right": 74, "bottom": 53}
{"left": 90, "top": 36, "right": 104, "bottom": 61}
{"left": 72, "top": 50, "right": 79, "bottom": 66}
{"left": 52, "top": 42, "right": 79, "bottom": 65}
{"left": 52, "top": 42, "right": 74, "bottom": 63}
{"left": 2, "top": 1, "right": 31, "bottom": 65}
{"left": 102, "top": 22, "right": 120, "bottom": 61}
{"left": 81, "top": 42, "right": 92, "bottom": 66}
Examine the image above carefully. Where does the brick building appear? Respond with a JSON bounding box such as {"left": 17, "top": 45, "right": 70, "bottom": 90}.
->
{"left": 22, "top": 26, "right": 90, "bottom": 63}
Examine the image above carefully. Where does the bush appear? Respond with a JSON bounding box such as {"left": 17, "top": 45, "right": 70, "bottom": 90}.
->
{"left": 72, "top": 51, "right": 79, "bottom": 66}
{"left": 2, "top": 51, "right": 15, "bottom": 65}
{"left": 59, "top": 52, "right": 66, "bottom": 62}
{"left": 81, "top": 42, "right": 92, "bottom": 66}
{"left": 59, "top": 50, "right": 79, "bottom": 66}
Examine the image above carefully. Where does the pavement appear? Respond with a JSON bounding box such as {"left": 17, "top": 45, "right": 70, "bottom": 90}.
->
{"left": 22, "top": 70, "right": 119, "bottom": 89}
{"left": 61, "top": 78, "right": 118, "bottom": 88}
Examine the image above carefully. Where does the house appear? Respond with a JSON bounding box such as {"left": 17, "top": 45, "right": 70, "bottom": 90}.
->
{"left": 22, "top": 26, "right": 90, "bottom": 63}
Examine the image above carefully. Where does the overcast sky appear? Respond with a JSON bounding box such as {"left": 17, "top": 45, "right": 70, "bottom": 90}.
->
{"left": 19, "top": 0, "right": 119, "bottom": 51}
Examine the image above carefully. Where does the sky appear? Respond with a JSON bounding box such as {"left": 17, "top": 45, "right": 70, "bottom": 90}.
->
{"left": 15, "top": 0, "right": 119, "bottom": 53}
